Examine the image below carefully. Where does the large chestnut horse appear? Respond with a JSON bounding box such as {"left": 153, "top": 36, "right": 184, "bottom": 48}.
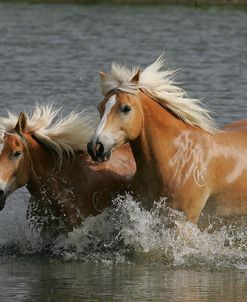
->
{"left": 88, "top": 56, "right": 247, "bottom": 224}
{"left": 0, "top": 105, "right": 135, "bottom": 236}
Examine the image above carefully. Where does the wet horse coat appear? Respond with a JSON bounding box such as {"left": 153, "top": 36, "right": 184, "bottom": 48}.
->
{"left": 88, "top": 56, "right": 247, "bottom": 224}
{"left": 0, "top": 105, "right": 135, "bottom": 234}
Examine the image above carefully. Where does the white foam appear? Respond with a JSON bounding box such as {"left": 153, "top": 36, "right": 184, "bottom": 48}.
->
{"left": 0, "top": 192, "right": 246, "bottom": 268}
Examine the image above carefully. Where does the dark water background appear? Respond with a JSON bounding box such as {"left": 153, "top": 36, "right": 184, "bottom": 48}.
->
{"left": 0, "top": 3, "right": 247, "bottom": 301}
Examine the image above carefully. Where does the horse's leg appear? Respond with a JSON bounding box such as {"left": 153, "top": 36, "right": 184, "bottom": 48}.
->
{"left": 26, "top": 196, "right": 42, "bottom": 227}
{"left": 27, "top": 196, "right": 67, "bottom": 246}
{"left": 171, "top": 191, "right": 210, "bottom": 243}
{"left": 40, "top": 219, "right": 65, "bottom": 246}
{"left": 173, "top": 186, "right": 210, "bottom": 224}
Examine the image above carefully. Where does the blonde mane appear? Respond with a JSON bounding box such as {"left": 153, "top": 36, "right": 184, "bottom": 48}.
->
{"left": 0, "top": 104, "right": 94, "bottom": 163}
{"left": 100, "top": 55, "right": 218, "bottom": 133}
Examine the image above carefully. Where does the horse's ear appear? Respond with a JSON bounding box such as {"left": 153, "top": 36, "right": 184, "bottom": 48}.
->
{"left": 131, "top": 68, "right": 141, "bottom": 83}
{"left": 99, "top": 71, "right": 106, "bottom": 81}
{"left": 14, "top": 112, "right": 27, "bottom": 134}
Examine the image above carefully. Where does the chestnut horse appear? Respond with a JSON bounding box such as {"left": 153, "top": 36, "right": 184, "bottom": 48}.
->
{"left": 88, "top": 56, "right": 247, "bottom": 224}
{"left": 0, "top": 105, "right": 135, "bottom": 236}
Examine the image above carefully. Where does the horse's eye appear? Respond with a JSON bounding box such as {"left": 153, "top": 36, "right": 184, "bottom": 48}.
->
{"left": 11, "top": 151, "right": 22, "bottom": 160}
{"left": 121, "top": 105, "right": 131, "bottom": 114}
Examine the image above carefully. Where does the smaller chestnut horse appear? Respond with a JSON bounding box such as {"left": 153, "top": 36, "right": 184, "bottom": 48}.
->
{"left": 0, "top": 105, "right": 135, "bottom": 236}
{"left": 88, "top": 56, "right": 247, "bottom": 224}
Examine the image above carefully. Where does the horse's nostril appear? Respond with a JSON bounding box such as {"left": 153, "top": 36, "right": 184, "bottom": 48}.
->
{"left": 87, "top": 142, "right": 93, "bottom": 156}
{"left": 96, "top": 142, "right": 104, "bottom": 154}
{"left": 0, "top": 189, "right": 6, "bottom": 210}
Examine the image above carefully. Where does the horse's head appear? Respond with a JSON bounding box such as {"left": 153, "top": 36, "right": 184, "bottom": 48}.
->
{"left": 88, "top": 70, "right": 143, "bottom": 162}
{"left": 0, "top": 112, "right": 31, "bottom": 210}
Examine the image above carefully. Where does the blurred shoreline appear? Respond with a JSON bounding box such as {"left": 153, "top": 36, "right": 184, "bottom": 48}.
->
{"left": 1, "top": 0, "right": 247, "bottom": 6}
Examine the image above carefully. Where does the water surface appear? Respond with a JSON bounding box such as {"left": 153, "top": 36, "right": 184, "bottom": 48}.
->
{"left": 0, "top": 3, "right": 247, "bottom": 301}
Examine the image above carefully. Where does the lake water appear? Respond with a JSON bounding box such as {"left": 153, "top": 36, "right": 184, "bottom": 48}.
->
{"left": 0, "top": 3, "right": 247, "bottom": 301}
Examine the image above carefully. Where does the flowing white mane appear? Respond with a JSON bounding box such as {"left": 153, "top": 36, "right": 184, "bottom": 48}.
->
{"left": 0, "top": 104, "right": 94, "bottom": 163}
{"left": 100, "top": 55, "right": 217, "bottom": 133}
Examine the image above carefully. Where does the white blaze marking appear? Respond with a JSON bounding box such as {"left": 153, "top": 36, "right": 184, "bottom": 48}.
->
{"left": 93, "top": 95, "right": 117, "bottom": 144}
{"left": 0, "top": 181, "right": 7, "bottom": 191}
{"left": 0, "top": 140, "right": 8, "bottom": 192}
{"left": 0, "top": 143, "right": 3, "bottom": 155}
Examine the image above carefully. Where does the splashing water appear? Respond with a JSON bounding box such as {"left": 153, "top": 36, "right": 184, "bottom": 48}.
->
{"left": 0, "top": 192, "right": 246, "bottom": 269}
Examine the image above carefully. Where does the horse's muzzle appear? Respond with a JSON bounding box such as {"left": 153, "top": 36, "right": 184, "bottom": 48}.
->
{"left": 0, "top": 190, "right": 6, "bottom": 211}
{"left": 87, "top": 141, "right": 111, "bottom": 162}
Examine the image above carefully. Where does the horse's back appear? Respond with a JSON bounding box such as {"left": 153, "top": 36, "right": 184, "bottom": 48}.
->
{"left": 222, "top": 119, "right": 247, "bottom": 132}
{"left": 207, "top": 119, "right": 247, "bottom": 218}
{"left": 218, "top": 119, "right": 247, "bottom": 148}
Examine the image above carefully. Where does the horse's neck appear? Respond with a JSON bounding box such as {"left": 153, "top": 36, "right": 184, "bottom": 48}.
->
{"left": 130, "top": 93, "right": 187, "bottom": 195}
{"left": 25, "top": 134, "right": 75, "bottom": 198}
{"left": 25, "top": 134, "right": 87, "bottom": 227}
